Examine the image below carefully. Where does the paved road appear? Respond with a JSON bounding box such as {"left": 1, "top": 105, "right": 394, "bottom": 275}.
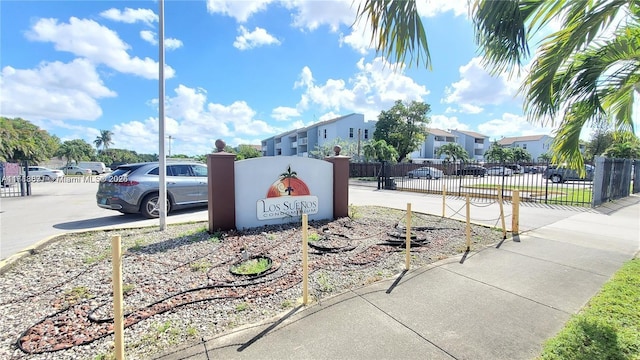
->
{"left": 0, "top": 180, "right": 208, "bottom": 261}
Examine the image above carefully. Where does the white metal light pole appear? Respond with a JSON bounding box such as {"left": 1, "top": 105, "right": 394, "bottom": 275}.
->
{"left": 158, "top": 0, "right": 167, "bottom": 230}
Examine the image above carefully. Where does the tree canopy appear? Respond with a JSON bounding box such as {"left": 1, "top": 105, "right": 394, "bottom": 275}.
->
{"left": 55, "top": 139, "right": 95, "bottom": 165}
{"left": 0, "top": 117, "right": 60, "bottom": 163}
{"left": 373, "top": 100, "right": 430, "bottom": 162}
{"left": 362, "top": 139, "right": 398, "bottom": 163}
{"left": 435, "top": 143, "right": 469, "bottom": 163}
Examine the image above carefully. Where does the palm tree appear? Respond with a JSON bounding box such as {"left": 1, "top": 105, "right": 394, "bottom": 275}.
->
{"left": 279, "top": 165, "right": 298, "bottom": 196}
{"left": 435, "top": 143, "right": 469, "bottom": 163}
{"left": 94, "top": 130, "right": 114, "bottom": 153}
{"left": 357, "top": 0, "right": 639, "bottom": 172}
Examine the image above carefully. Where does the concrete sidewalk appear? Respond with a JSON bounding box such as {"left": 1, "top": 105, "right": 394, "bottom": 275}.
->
{"left": 157, "top": 189, "right": 640, "bottom": 360}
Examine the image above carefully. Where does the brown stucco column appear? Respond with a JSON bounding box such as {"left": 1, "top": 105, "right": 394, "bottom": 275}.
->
{"left": 208, "top": 140, "right": 236, "bottom": 232}
{"left": 325, "top": 146, "right": 350, "bottom": 219}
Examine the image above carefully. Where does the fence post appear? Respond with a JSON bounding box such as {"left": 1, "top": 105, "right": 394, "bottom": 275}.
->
{"left": 302, "top": 214, "right": 309, "bottom": 305}
{"left": 111, "top": 235, "right": 125, "bottom": 360}
{"left": 442, "top": 184, "right": 446, "bottom": 217}
{"left": 405, "top": 203, "right": 411, "bottom": 270}
{"left": 465, "top": 194, "right": 471, "bottom": 251}
{"left": 512, "top": 190, "right": 520, "bottom": 234}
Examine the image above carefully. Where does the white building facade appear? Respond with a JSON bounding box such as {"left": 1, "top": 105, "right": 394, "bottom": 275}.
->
{"left": 497, "top": 135, "right": 554, "bottom": 161}
{"left": 261, "top": 113, "right": 376, "bottom": 157}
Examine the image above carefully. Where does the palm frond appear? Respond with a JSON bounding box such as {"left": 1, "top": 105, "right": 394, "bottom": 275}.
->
{"left": 354, "top": 0, "right": 431, "bottom": 69}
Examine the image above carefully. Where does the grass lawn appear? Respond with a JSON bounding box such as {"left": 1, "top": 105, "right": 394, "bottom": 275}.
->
{"left": 539, "top": 258, "right": 640, "bottom": 359}
{"left": 466, "top": 184, "right": 593, "bottom": 206}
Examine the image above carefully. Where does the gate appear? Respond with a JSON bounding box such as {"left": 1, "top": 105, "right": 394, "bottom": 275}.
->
{"left": 592, "top": 156, "right": 637, "bottom": 206}
{"left": 1, "top": 162, "right": 29, "bottom": 198}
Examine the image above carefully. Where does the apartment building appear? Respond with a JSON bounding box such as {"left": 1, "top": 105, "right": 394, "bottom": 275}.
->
{"left": 261, "top": 113, "right": 376, "bottom": 157}
{"left": 450, "top": 129, "right": 489, "bottom": 161}
{"left": 497, "top": 134, "right": 553, "bottom": 161}
{"left": 410, "top": 128, "right": 457, "bottom": 160}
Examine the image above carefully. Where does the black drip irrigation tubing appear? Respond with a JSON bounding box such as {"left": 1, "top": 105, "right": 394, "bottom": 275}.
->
{"left": 16, "top": 221, "right": 411, "bottom": 354}
{"left": 17, "top": 265, "right": 295, "bottom": 355}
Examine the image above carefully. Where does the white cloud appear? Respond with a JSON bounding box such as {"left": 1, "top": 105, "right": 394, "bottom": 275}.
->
{"left": 477, "top": 113, "right": 554, "bottom": 140}
{"left": 284, "top": 0, "right": 355, "bottom": 32}
{"left": 100, "top": 8, "right": 158, "bottom": 26}
{"left": 271, "top": 106, "right": 300, "bottom": 121}
{"left": 0, "top": 59, "right": 116, "bottom": 121}
{"left": 112, "top": 85, "right": 283, "bottom": 155}
{"left": 294, "top": 57, "right": 429, "bottom": 120}
{"left": 233, "top": 26, "right": 281, "bottom": 50}
{"left": 206, "top": 0, "right": 274, "bottom": 22}
{"left": 416, "top": 0, "right": 468, "bottom": 18}
{"left": 443, "top": 57, "right": 522, "bottom": 111}
{"left": 26, "top": 17, "right": 175, "bottom": 79}
{"left": 165, "top": 38, "right": 183, "bottom": 50}
{"left": 339, "top": 21, "right": 372, "bottom": 55}
{"left": 140, "top": 30, "right": 156, "bottom": 44}
{"left": 139, "top": 30, "right": 183, "bottom": 50}
{"left": 429, "top": 115, "right": 470, "bottom": 132}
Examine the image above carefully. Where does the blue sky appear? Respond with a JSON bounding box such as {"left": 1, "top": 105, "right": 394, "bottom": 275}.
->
{"left": 0, "top": 0, "right": 584, "bottom": 156}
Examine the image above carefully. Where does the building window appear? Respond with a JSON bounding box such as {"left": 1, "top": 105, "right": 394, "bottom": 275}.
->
{"left": 323, "top": 129, "right": 327, "bottom": 139}
{"left": 349, "top": 128, "right": 354, "bottom": 138}
{"left": 364, "top": 129, "right": 369, "bottom": 139}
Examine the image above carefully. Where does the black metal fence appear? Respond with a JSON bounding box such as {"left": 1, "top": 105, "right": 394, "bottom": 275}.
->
{"left": 350, "top": 161, "right": 600, "bottom": 207}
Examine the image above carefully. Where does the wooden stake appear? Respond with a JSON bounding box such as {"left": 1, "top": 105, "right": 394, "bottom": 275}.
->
{"left": 111, "top": 235, "right": 124, "bottom": 360}
{"left": 405, "top": 203, "right": 411, "bottom": 270}
{"left": 302, "top": 214, "right": 309, "bottom": 305}
{"left": 465, "top": 195, "right": 471, "bottom": 251}
{"left": 442, "top": 184, "right": 446, "bottom": 217}
{"left": 498, "top": 186, "right": 506, "bottom": 239}
{"left": 512, "top": 190, "right": 520, "bottom": 234}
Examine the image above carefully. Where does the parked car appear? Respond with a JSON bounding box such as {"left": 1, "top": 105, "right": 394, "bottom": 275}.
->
{"left": 523, "top": 165, "right": 545, "bottom": 174}
{"left": 504, "top": 164, "right": 523, "bottom": 174}
{"left": 456, "top": 165, "right": 487, "bottom": 177}
{"left": 60, "top": 165, "right": 92, "bottom": 175}
{"left": 544, "top": 164, "right": 594, "bottom": 183}
{"left": 407, "top": 166, "right": 443, "bottom": 179}
{"left": 486, "top": 166, "right": 513, "bottom": 176}
{"left": 25, "top": 166, "right": 65, "bottom": 181}
{"left": 96, "top": 162, "right": 208, "bottom": 218}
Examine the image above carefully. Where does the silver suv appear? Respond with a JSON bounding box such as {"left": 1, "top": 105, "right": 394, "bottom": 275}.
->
{"left": 96, "top": 162, "right": 208, "bottom": 218}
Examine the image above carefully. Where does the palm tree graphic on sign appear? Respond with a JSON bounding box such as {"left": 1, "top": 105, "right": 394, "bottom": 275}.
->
{"left": 266, "top": 165, "right": 311, "bottom": 197}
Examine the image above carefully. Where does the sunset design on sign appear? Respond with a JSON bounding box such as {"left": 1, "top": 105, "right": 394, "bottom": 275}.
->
{"left": 266, "top": 165, "right": 310, "bottom": 198}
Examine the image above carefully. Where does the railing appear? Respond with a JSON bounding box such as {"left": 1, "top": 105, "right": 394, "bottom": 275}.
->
{"left": 350, "top": 161, "right": 598, "bottom": 207}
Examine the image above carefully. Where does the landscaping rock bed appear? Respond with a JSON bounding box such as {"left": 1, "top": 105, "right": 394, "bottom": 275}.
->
{"left": 0, "top": 206, "right": 508, "bottom": 359}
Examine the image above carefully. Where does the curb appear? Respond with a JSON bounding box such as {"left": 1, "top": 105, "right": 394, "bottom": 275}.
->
{"left": 0, "top": 233, "right": 64, "bottom": 275}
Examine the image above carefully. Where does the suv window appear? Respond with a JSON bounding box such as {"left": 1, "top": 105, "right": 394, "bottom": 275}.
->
{"left": 168, "top": 164, "right": 193, "bottom": 176}
{"left": 191, "top": 165, "right": 207, "bottom": 177}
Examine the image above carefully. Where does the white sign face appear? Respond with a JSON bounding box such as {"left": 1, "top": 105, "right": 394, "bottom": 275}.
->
{"left": 235, "top": 157, "right": 333, "bottom": 229}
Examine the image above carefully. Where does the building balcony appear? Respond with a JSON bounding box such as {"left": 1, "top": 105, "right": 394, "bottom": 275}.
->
{"left": 298, "top": 138, "right": 308, "bottom": 145}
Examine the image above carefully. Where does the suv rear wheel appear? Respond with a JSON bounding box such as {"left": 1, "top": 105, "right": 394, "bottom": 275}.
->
{"left": 140, "top": 193, "right": 171, "bottom": 218}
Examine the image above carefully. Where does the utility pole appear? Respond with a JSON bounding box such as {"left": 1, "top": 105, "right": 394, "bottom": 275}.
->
{"left": 158, "top": 0, "right": 167, "bottom": 231}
